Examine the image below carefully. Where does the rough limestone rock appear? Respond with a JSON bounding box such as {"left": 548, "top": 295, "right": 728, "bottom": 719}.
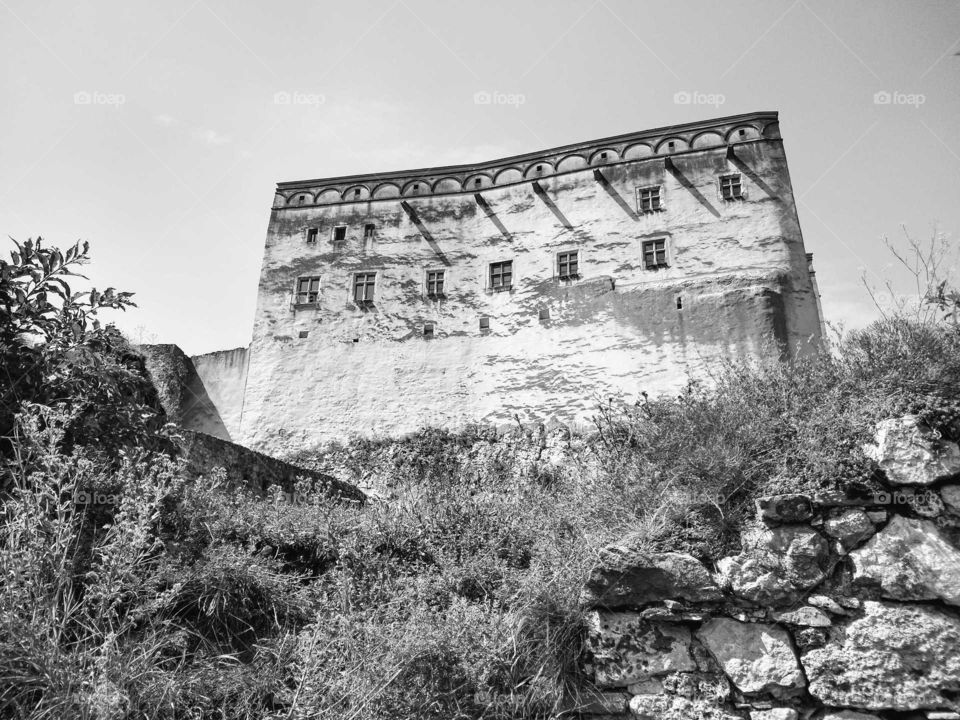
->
{"left": 756, "top": 494, "right": 814, "bottom": 523}
{"left": 864, "top": 415, "right": 960, "bottom": 485}
{"left": 849, "top": 515, "right": 960, "bottom": 605}
{"left": 581, "top": 539, "right": 721, "bottom": 608}
{"left": 793, "top": 628, "right": 828, "bottom": 651}
{"left": 696, "top": 618, "right": 805, "bottom": 695}
{"left": 585, "top": 611, "right": 695, "bottom": 687}
{"left": 943, "top": 484, "right": 960, "bottom": 512}
{"left": 717, "top": 525, "right": 831, "bottom": 606}
{"left": 803, "top": 601, "right": 960, "bottom": 711}
{"left": 628, "top": 694, "right": 740, "bottom": 720}
{"left": 752, "top": 710, "right": 799, "bottom": 720}
{"left": 821, "top": 712, "right": 881, "bottom": 720}
{"left": 823, "top": 509, "right": 875, "bottom": 552}
{"left": 773, "top": 606, "right": 831, "bottom": 627}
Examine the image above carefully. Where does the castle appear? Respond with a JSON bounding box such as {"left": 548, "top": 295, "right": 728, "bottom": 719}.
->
{"left": 163, "top": 111, "right": 823, "bottom": 456}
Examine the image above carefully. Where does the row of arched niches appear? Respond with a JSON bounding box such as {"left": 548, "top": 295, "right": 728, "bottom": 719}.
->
{"left": 275, "top": 119, "right": 781, "bottom": 208}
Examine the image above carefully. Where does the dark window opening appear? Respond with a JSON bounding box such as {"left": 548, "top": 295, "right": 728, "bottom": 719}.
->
{"left": 299, "top": 330, "right": 309, "bottom": 338}
{"left": 423, "top": 322, "right": 435, "bottom": 338}
{"left": 353, "top": 273, "right": 376, "bottom": 304}
{"left": 412, "top": 184, "right": 419, "bottom": 193}
{"left": 333, "top": 226, "right": 347, "bottom": 243}
{"left": 638, "top": 186, "right": 662, "bottom": 213}
{"left": 353, "top": 188, "right": 361, "bottom": 198}
{"left": 479, "top": 317, "right": 490, "bottom": 330}
{"left": 642, "top": 239, "right": 668, "bottom": 270}
{"left": 557, "top": 251, "right": 579, "bottom": 280}
{"left": 738, "top": 129, "right": 746, "bottom": 138}
{"left": 538, "top": 308, "right": 550, "bottom": 321}
{"left": 474, "top": 178, "right": 482, "bottom": 187}
{"left": 720, "top": 174, "right": 743, "bottom": 200}
{"left": 364, "top": 223, "right": 376, "bottom": 238}
{"left": 352, "top": 338, "right": 359, "bottom": 343}
{"left": 426, "top": 270, "right": 445, "bottom": 297}
{"left": 536, "top": 164, "right": 543, "bottom": 173}
{"left": 676, "top": 296, "right": 683, "bottom": 310}
{"left": 668, "top": 141, "right": 675, "bottom": 151}
{"left": 306, "top": 227, "right": 319, "bottom": 243}
{"left": 489, "top": 260, "right": 513, "bottom": 291}
{"left": 295, "top": 276, "right": 320, "bottom": 304}
{"left": 297, "top": 195, "right": 306, "bottom": 206}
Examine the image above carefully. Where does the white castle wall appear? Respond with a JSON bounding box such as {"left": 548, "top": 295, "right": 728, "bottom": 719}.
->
{"left": 238, "top": 112, "right": 823, "bottom": 455}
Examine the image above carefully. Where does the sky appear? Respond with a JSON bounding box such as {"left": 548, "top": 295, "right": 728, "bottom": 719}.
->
{"left": 1, "top": 0, "right": 958, "bottom": 355}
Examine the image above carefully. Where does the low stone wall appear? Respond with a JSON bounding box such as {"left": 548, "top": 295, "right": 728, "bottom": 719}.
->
{"left": 190, "top": 346, "right": 249, "bottom": 441}
{"left": 178, "top": 430, "right": 365, "bottom": 506}
{"left": 578, "top": 415, "right": 960, "bottom": 719}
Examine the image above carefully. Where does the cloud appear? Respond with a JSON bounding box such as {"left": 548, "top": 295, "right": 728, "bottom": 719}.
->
{"left": 154, "top": 114, "right": 178, "bottom": 127}
{"left": 192, "top": 128, "right": 232, "bottom": 146}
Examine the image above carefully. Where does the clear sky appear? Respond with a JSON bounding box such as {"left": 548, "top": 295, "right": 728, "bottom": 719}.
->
{"left": 1, "top": 0, "right": 958, "bottom": 355}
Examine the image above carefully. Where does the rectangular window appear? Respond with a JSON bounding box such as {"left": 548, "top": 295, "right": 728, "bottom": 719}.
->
{"left": 642, "top": 239, "right": 668, "bottom": 270}
{"left": 333, "top": 226, "right": 347, "bottom": 243}
{"left": 557, "top": 251, "right": 579, "bottom": 279}
{"left": 720, "top": 174, "right": 743, "bottom": 200}
{"left": 423, "top": 322, "right": 435, "bottom": 338}
{"left": 306, "top": 227, "right": 319, "bottom": 243}
{"left": 364, "top": 223, "right": 376, "bottom": 238}
{"left": 353, "top": 273, "right": 376, "bottom": 304}
{"left": 295, "top": 276, "right": 320, "bottom": 304}
{"left": 426, "top": 270, "right": 445, "bottom": 297}
{"left": 479, "top": 317, "right": 490, "bottom": 330}
{"left": 638, "top": 186, "right": 662, "bottom": 213}
{"left": 489, "top": 260, "right": 513, "bottom": 291}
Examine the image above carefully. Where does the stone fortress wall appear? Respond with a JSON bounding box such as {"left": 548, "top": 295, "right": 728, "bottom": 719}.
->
{"left": 234, "top": 111, "right": 822, "bottom": 454}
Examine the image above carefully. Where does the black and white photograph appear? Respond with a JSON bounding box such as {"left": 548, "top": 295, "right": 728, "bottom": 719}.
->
{"left": 1, "top": 1, "right": 960, "bottom": 718}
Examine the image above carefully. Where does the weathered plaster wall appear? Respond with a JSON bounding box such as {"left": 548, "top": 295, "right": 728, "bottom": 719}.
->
{"left": 241, "top": 112, "right": 823, "bottom": 454}
{"left": 190, "top": 346, "right": 249, "bottom": 441}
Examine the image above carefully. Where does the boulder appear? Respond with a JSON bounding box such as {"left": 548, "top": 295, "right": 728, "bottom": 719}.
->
{"left": 585, "top": 611, "right": 695, "bottom": 687}
{"left": 821, "top": 712, "right": 882, "bottom": 720}
{"left": 573, "top": 690, "right": 630, "bottom": 715}
{"left": 863, "top": 415, "right": 960, "bottom": 485}
{"left": 823, "top": 509, "right": 875, "bottom": 552}
{"left": 849, "top": 515, "right": 960, "bottom": 605}
{"left": 581, "top": 539, "right": 721, "bottom": 608}
{"left": 756, "top": 494, "right": 814, "bottom": 523}
{"left": 793, "top": 628, "right": 828, "bottom": 651}
{"left": 696, "top": 618, "right": 805, "bottom": 695}
{"left": 717, "top": 525, "right": 831, "bottom": 606}
{"left": 943, "top": 484, "right": 960, "bottom": 512}
{"left": 803, "top": 601, "right": 960, "bottom": 710}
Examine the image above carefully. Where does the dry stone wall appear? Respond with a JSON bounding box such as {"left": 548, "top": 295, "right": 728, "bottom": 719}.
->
{"left": 578, "top": 414, "right": 960, "bottom": 719}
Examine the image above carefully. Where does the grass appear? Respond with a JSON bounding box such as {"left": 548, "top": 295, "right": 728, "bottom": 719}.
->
{"left": 1, "top": 316, "right": 960, "bottom": 719}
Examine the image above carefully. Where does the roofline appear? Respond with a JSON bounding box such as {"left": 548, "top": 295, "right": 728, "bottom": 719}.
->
{"left": 276, "top": 110, "right": 780, "bottom": 191}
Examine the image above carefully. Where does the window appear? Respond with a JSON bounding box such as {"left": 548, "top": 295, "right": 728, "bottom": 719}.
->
{"left": 298, "top": 330, "right": 309, "bottom": 338}
{"left": 720, "top": 174, "right": 743, "bottom": 200}
{"left": 295, "top": 276, "right": 320, "bottom": 304}
{"left": 489, "top": 260, "right": 513, "bottom": 291}
{"left": 306, "top": 227, "right": 319, "bottom": 244}
{"left": 536, "top": 164, "right": 543, "bottom": 173}
{"left": 353, "top": 188, "right": 361, "bottom": 198}
{"left": 423, "top": 322, "right": 435, "bottom": 338}
{"left": 426, "top": 270, "right": 445, "bottom": 297}
{"left": 297, "top": 195, "right": 306, "bottom": 206}
{"left": 600, "top": 152, "right": 608, "bottom": 161}
{"left": 557, "top": 251, "right": 579, "bottom": 280}
{"left": 479, "top": 317, "right": 490, "bottom": 330}
{"left": 353, "top": 273, "right": 376, "bottom": 304}
{"left": 538, "top": 308, "right": 550, "bottom": 321}
{"left": 676, "top": 296, "right": 683, "bottom": 310}
{"left": 642, "top": 239, "right": 668, "bottom": 270}
{"left": 474, "top": 178, "right": 482, "bottom": 187}
{"left": 637, "top": 186, "right": 662, "bottom": 213}
{"left": 667, "top": 141, "right": 675, "bottom": 151}
{"left": 364, "top": 223, "right": 376, "bottom": 238}
{"left": 333, "top": 226, "right": 347, "bottom": 243}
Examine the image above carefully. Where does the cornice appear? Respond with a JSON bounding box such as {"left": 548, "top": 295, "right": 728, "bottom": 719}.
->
{"left": 273, "top": 111, "right": 781, "bottom": 209}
